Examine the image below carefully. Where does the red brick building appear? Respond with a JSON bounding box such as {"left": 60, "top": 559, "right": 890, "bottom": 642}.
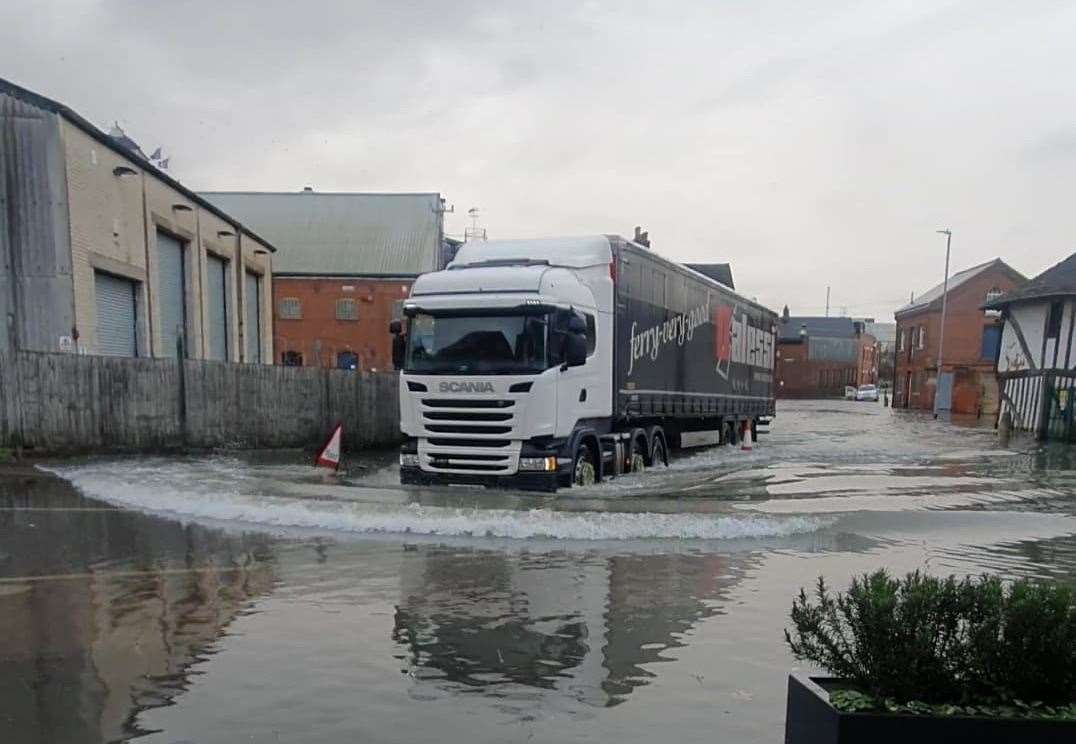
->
{"left": 273, "top": 277, "right": 412, "bottom": 370}
{"left": 776, "top": 315, "right": 878, "bottom": 397}
{"left": 200, "top": 190, "right": 459, "bottom": 371}
{"left": 893, "top": 258, "right": 1025, "bottom": 415}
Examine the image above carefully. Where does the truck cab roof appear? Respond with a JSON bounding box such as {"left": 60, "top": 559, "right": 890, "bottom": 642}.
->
{"left": 449, "top": 236, "right": 613, "bottom": 270}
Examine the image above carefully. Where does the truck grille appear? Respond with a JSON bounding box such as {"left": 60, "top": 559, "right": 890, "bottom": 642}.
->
{"left": 417, "top": 396, "right": 521, "bottom": 475}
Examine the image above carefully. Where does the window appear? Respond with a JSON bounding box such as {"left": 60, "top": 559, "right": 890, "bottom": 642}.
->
{"left": 981, "top": 325, "right": 1002, "bottom": 361}
{"left": 337, "top": 350, "right": 359, "bottom": 370}
{"left": 585, "top": 313, "right": 597, "bottom": 355}
{"left": 279, "top": 297, "right": 302, "bottom": 319}
{"left": 281, "top": 350, "right": 303, "bottom": 366}
{"left": 897, "top": 328, "right": 905, "bottom": 351}
{"left": 336, "top": 298, "right": 358, "bottom": 321}
{"left": 917, "top": 325, "right": 926, "bottom": 349}
{"left": 1047, "top": 301, "right": 1063, "bottom": 339}
{"left": 911, "top": 372, "right": 919, "bottom": 393}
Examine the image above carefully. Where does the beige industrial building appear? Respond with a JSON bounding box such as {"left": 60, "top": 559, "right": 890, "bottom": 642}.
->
{"left": 1, "top": 77, "right": 275, "bottom": 362}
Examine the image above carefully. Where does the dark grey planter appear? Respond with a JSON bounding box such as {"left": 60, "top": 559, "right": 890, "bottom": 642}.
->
{"left": 784, "top": 673, "right": 1075, "bottom": 744}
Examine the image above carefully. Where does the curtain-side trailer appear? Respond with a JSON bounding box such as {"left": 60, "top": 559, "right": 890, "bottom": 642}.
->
{"left": 392, "top": 235, "right": 777, "bottom": 491}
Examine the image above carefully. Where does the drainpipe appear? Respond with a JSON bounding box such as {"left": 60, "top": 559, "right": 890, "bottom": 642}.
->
{"left": 139, "top": 170, "right": 154, "bottom": 356}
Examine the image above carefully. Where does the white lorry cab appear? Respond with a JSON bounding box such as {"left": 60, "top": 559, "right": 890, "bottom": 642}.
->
{"left": 391, "top": 235, "right": 777, "bottom": 491}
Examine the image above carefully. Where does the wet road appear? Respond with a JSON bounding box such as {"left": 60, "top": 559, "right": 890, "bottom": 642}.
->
{"left": 2, "top": 400, "right": 1075, "bottom": 743}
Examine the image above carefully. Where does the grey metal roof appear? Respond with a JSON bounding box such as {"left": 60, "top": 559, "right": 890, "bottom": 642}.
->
{"left": 983, "top": 251, "right": 1076, "bottom": 309}
{"left": 864, "top": 321, "right": 896, "bottom": 345}
{"left": 896, "top": 258, "right": 1023, "bottom": 317}
{"left": 778, "top": 316, "right": 860, "bottom": 342}
{"left": 0, "top": 76, "right": 276, "bottom": 252}
{"left": 200, "top": 191, "right": 443, "bottom": 276}
{"left": 685, "top": 263, "right": 734, "bottom": 289}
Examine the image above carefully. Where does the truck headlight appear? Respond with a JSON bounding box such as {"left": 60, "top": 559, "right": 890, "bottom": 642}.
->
{"left": 399, "top": 453, "right": 420, "bottom": 467}
{"left": 519, "top": 456, "right": 557, "bottom": 472}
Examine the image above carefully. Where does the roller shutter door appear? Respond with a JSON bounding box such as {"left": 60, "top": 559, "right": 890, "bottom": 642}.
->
{"left": 157, "top": 231, "right": 187, "bottom": 358}
{"left": 207, "top": 254, "right": 228, "bottom": 360}
{"left": 94, "top": 271, "right": 138, "bottom": 357}
{"left": 244, "top": 271, "right": 261, "bottom": 363}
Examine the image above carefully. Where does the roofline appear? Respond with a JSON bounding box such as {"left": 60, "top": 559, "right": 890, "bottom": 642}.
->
{"left": 983, "top": 290, "right": 1076, "bottom": 310}
{"left": 273, "top": 272, "right": 421, "bottom": 279}
{"left": 199, "top": 190, "right": 443, "bottom": 198}
{"left": 0, "top": 76, "right": 277, "bottom": 253}
{"left": 895, "top": 259, "right": 1026, "bottom": 319}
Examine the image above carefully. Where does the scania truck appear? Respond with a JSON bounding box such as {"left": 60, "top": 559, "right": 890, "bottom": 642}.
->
{"left": 390, "top": 235, "right": 777, "bottom": 491}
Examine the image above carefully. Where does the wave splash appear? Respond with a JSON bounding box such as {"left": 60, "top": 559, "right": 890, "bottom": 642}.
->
{"left": 42, "top": 460, "right": 829, "bottom": 541}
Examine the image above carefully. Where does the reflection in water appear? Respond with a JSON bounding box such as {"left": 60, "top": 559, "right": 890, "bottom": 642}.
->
{"left": 933, "top": 532, "right": 1076, "bottom": 581}
{"left": 0, "top": 474, "right": 278, "bottom": 744}
{"left": 392, "top": 546, "right": 758, "bottom": 708}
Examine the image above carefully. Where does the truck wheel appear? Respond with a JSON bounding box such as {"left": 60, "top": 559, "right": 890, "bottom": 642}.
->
{"left": 650, "top": 435, "right": 667, "bottom": 468}
{"left": 629, "top": 437, "right": 646, "bottom": 473}
{"left": 572, "top": 443, "right": 597, "bottom": 486}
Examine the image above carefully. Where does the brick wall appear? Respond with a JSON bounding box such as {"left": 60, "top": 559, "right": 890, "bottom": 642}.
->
{"left": 273, "top": 277, "right": 413, "bottom": 371}
{"left": 894, "top": 264, "right": 1020, "bottom": 414}
{"left": 777, "top": 334, "right": 878, "bottom": 397}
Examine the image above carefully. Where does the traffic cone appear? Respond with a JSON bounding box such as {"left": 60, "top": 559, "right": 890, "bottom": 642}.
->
{"left": 741, "top": 421, "right": 753, "bottom": 451}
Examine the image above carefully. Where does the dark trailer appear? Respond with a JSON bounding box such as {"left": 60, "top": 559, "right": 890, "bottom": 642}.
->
{"left": 610, "top": 237, "right": 777, "bottom": 443}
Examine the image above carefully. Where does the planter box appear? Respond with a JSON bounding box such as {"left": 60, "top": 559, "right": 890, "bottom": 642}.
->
{"left": 784, "top": 673, "right": 1075, "bottom": 744}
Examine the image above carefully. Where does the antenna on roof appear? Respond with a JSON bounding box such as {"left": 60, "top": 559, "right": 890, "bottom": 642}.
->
{"left": 465, "top": 207, "right": 486, "bottom": 242}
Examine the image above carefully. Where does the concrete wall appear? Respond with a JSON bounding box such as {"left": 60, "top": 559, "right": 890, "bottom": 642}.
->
{"left": 0, "top": 350, "right": 400, "bottom": 452}
{"left": 273, "top": 276, "right": 412, "bottom": 370}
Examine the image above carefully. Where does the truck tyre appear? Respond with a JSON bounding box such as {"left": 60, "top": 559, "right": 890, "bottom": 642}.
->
{"left": 629, "top": 435, "right": 647, "bottom": 473}
{"left": 650, "top": 434, "right": 667, "bottom": 468}
{"left": 725, "top": 420, "right": 738, "bottom": 446}
{"left": 572, "top": 442, "right": 597, "bottom": 486}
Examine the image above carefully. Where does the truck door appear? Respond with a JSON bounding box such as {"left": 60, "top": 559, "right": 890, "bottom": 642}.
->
{"left": 551, "top": 309, "right": 602, "bottom": 435}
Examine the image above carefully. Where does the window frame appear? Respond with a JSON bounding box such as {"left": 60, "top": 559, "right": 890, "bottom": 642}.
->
{"left": 278, "top": 297, "right": 303, "bottom": 320}
{"left": 335, "top": 297, "right": 358, "bottom": 321}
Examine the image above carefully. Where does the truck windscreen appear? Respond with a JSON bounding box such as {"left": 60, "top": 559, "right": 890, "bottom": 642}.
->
{"left": 405, "top": 313, "right": 548, "bottom": 374}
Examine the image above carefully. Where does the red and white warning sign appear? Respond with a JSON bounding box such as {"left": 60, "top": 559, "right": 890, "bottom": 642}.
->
{"left": 315, "top": 423, "right": 343, "bottom": 470}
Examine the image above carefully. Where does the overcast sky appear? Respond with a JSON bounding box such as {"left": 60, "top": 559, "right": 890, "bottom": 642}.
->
{"left": 4, "top": 0, "right": 1075, "bottom": 319}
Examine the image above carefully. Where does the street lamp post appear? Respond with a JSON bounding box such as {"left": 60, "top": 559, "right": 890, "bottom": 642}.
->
{"left": 934, "top": 229, "right": 952, "bottom": 418}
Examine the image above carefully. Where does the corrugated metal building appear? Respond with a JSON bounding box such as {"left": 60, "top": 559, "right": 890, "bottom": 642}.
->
{"left": 0, "top": 77, "right": 276, "bottom": 362}
{"left": 200, "top": 190, "right": 452, "bottom": 370}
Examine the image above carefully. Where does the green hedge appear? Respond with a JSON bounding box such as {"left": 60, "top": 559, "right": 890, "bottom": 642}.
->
{"left": 785, "top": 570, "right": 1076, "bottom": 714}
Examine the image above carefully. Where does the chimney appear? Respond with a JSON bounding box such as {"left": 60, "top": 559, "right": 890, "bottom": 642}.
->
{"left": 633, "top": 226, "right": 650, "bottom": 248}
{"left": 782, "top": 305, "right": 790, "bottom": 322}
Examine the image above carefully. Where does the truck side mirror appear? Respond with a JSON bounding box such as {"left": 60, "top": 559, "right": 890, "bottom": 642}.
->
{"left": 388, "top": 319, "right": 402, "bottom": 335}
{"left": 392, "top": 334, "right": 406, "bottom": 370}
{"left": 565, "top": 333, "right": 587, "bottom": 367}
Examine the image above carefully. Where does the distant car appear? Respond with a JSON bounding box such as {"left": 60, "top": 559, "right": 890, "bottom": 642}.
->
{"left": 844, "top": 386, "right": 857, "bottom": 400}
{"left": 855, "top": 384, "right": 880, "bottom": 402}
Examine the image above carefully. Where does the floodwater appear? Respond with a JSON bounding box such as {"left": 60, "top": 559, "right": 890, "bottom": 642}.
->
{"left": 2, "top": 400, "right": 1075, "bottom": 744}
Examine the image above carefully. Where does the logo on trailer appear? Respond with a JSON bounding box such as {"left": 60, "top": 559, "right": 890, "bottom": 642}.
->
{"left": 439, "top": 381, "right": 496, "bottom": 393}
{"left": 713, "top": 304, "right": 775, "bottom": 380}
